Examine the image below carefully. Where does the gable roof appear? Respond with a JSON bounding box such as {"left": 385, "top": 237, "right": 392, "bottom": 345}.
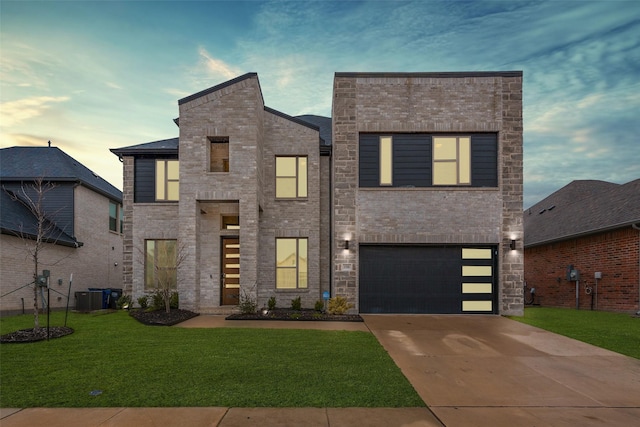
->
{"left": 0, "top": 190, "right": 81, "bottom": 247}
{"left": 524, "top": 179, "right": 640, "bottom": 247}
{"left": 295, "top": 115, "right": 332, "bottom": 148}
{"left": 110, "top": 137, "right": 179, "bottom": 157}
{"left": 111, "top": 116, "right": 332, "bottom": 157}
{"left": 178, "top": 72, "right": 262, "bottom": 106}
{"left": 0, "top": 146, "right": 122, "bottom": 202}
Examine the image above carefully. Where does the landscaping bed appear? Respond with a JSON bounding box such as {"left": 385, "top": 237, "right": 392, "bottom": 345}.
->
{"left": 0, "top": 326, "right": 74, "bottom": 343}
{"left": 226, "top": 308, "right": 363, "bottom": 322}
{"left": 129, "top": 308, "right": 199, "bottom": 326}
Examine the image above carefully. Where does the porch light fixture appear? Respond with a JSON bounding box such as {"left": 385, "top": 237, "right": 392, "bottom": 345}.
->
{"left": 510, "top": 239, "right": 517, "bottom": 251}
{"left": 344, "top": 239, "right": 349, "bottom": 250}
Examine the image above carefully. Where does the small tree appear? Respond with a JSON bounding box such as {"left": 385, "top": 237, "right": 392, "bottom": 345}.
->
{"left": 140, "top": 240, "right": 186, "bottom": 313}
{"left": 3, "top": 178, "right": 63, "bottom": 329}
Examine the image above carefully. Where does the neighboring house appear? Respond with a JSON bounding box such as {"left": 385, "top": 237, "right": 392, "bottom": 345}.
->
{"left": 524, "top": 179, "right": 640, "bottom": 313}
{"left": 111, "top": 71, "right": 524, "bottom": 315}
{"left": 0, "top": 146, "right": 124, "bottom": 314}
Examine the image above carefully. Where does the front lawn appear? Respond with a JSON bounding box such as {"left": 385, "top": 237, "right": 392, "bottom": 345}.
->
{"left": 0, "top": 311, "right": 424, "bottom": 408}
{"left": 511, "top": 307, "right": 640, "bottom": 359}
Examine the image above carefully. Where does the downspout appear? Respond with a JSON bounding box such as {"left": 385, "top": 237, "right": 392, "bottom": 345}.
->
{"left": 633, "top": 223, "right": 640, "bottom": 315}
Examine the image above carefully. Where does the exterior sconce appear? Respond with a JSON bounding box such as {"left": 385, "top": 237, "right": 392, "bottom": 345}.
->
{"left": 344, "top": 239, "right": 350, "bottom": 250}
{"left": 510, "top": 239, "right": 516, "bottom": 250}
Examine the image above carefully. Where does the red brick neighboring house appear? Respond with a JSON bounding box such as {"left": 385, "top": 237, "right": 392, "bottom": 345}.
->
{"left": 524, "top": 179, "right": 640, "bottom": 313}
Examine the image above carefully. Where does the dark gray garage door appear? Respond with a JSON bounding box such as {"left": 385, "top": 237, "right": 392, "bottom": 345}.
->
{"left": 359, "top": 245, "right": 497, "bottom": 314}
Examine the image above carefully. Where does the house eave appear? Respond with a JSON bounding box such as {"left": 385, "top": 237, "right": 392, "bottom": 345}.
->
{"left": 524, "top": 221, "right": 640, "bottom": 248}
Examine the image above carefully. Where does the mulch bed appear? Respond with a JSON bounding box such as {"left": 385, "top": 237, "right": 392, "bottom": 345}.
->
{"left": 129, "top": 309, "right": 199, "bottom": 326}
{"left": 226, "top": 308, "right": 363, "bottom": 322}
{"left": 1, "top": 326, "right": 74, "bottom": 343}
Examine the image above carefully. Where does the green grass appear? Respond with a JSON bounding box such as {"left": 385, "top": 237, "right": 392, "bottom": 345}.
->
{"left": 511, "top": 307, "right": 640, "bottom": 359}
{"left": 0, "top": 311, "right": 424, "bottom": 408}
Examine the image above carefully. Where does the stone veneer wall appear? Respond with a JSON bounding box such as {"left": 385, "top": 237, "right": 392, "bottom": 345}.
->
{"left": 177, "top": 76, "right": 263, "bottom": 311}
{"left": 331, "top": 73, "right": 523, "bottom": 315}
{"left": 257, "top": 112, "right": 322, "bottom": 309}
{"left": 121, "top": 156, "right": 134, "bottom": 294}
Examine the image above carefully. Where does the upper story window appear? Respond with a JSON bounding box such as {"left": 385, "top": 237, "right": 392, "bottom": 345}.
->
{"left": 379, "top": 136, "right": 393, "bottom": 186}
{"left": 109, "top": 201, "right": 123, "bottom": 233}
{"left": 433, "top": 137, "right": 470, "bottom": 185}
{"left": 275, "top": 156, "right": 307, "bottom": 199}
{"left": 156, "top": 160, "right": 179, "bottom": 201}
{"left": 359, "top": 133, "right": 497, "bottom": 188}
{"left": 209, "top": 137, "right": 229, "bottom": 172}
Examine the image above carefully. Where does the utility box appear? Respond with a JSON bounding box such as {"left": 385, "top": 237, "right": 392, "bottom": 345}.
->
{"left": 75, "top": 291, "right": 103, "bottom": 311}
{"left": 566, "top": 265, "right": 580, "bottom": 281}
{"left": 595, "top": 272, "right": 602, "bottom": 279}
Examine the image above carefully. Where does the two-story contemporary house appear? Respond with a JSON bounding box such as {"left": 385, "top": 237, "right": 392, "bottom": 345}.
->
{"left": 111, "top": 71, "right": 523, "bottom": 315}
{"left": 0, "top": 145, "right": 124, "bottom": 314}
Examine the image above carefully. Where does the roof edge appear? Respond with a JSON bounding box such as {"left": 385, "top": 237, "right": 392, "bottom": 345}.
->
{"left": 178, "top": 72, "right": 259, "bottom": 105}
{"left": 264, "top": 106, "right": 320, "bottom": 131}
{"left": 525, "top": 221, "right": 640, "bottom": 248}
{"left": 335, "top": 71, "right": 523, "bottom": 78}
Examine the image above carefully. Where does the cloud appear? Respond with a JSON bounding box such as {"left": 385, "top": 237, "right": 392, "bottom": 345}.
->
{"left": 106, "top": 82, "right": 122, "bottom": 90}
{"left": 197, "top": 47, "right": 240, "bottom": 79}
{"left": 0, "top": 96, "right": 70, "bottom": 127}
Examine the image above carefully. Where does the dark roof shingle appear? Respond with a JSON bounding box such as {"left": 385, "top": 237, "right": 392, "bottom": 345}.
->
{"left": 524, "top": 179, "right": 640, "bottom": 247}
{"left": 0, "top": 146, "right": 122, "bottom": 201}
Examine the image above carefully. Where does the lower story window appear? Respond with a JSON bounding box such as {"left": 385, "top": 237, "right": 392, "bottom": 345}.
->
{"left": 145, "top": 239, "right": 177, "bottom": 290}
{"left": 276, "top": 238, "right": 307, "bottom": 289}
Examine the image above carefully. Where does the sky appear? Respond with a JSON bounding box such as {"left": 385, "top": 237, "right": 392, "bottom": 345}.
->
{"left": 1, "top": 0, "right": 639, "bottom": 208}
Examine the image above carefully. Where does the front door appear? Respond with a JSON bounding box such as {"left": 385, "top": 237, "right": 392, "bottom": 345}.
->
{"left": 221, "top": 237, "right": 240, "bottom": 305}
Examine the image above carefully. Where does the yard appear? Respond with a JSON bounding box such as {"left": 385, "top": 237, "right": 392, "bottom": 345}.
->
{"left": 511, "top": 307, "right": 640, "bottom": 359}
{"left": 0, "top": 310, "right": 424, "bottom": 408}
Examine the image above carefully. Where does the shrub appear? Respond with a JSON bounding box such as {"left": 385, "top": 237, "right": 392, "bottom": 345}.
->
{"left": 137, "top": 296, "right": 148, "bottom": 309}
{"left": 314, "top": 300, "right": 324, "bottom": 312}
{"left": 239, "top": 288, "right": 257, "bottom": 314}
{"left": 327, "top": 296, "right": 354, "bottom": 315}
{"left": 151, "top": 291, "right": 164, "bottom": 311}
{"left": 290, "top": 296, "right": 302, "bottom": 311}
{"left": 170, "top": 292, "right": 179, "bottom": 309}
{"left": 116, "top": 294, "right": 131, "bottom": 309}
{"left": 267, "top": 296, "right": 277, "bottom": 311}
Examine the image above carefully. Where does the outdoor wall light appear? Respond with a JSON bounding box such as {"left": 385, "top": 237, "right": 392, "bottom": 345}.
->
{"left": 344, "top": 239, "right": 350, "bottom": 250}
{"left": 510, "top": 239, "right": 517, "bottom": 251}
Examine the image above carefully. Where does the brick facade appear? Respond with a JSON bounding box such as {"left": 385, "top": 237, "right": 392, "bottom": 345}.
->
{"left": 332, "top": 73, "right": 523, "bottom": 315}
{"left": 524, "top": 227, "right": 640, "bottom": 312}
{"left": 1, "top": 185, "right": 123, "bottom": 314}
{"left": 121, "top": 74, "right": 327, "bottom": 312}
{"left": 115, "top": 71, "right": 523, "bottom": 315}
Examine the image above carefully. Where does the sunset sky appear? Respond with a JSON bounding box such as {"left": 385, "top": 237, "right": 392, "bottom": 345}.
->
{"left": 1, "top": 0, "right": 638, "bottom": 207}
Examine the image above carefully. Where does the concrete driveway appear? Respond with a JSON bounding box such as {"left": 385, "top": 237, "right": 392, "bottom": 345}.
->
{"left": 363, "top": 314, "right": 640, "bottom": 427}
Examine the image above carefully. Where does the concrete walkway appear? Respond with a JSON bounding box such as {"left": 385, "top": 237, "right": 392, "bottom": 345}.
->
{"left": 3, "top": 314, "right": 640, "bottom": 426}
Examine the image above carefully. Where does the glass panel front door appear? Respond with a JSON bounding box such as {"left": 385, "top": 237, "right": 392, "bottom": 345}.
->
{"left": 221, "top": 237, "right": 240, "bottom": 305}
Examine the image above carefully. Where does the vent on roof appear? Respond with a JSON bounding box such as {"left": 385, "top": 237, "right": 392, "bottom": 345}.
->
{"left": 547, "top": 205, "right": 555, "bottom": 211}
{"left": 539, "top": 209, "right": 546, "bottom": 214}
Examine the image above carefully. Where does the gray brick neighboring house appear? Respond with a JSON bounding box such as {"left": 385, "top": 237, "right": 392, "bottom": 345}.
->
{"left": 1, "top": 146, "right": 124, "bottom": 314}
{"left": 111, "top": 71, "right": 524, "bottom": 315}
